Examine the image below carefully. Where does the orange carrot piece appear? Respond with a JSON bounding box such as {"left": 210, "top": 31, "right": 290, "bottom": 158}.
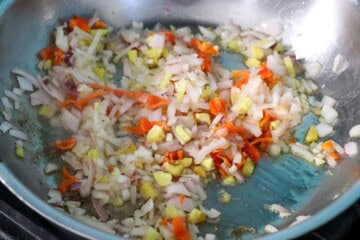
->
{"left": 197, "top": 50, "right": 213, "bottom": 73}
{"left": 39, "top": 46, "right": 55, "bottom": 60}
{"left": 251, "top": 137, "right": 273, "bottom": 145}
{"left": 243, "top": 141, "right": 261, "bottom": 162}
{"left": 233, "top": 70, "right": 250, "bottom": 88}
{"left": 173, "top": 216, "right": 192, "bottom": 240}
{"left": 53, "top": 48, "right": 65, "bottom": 66}
{"left": 58, "top": 165, "right": 77, "bottom": 193}
{"left": 209, "top": 97, "right": 226, "bottom": 116}
{"left": 74, "top": 90, "right": 103, "bottom": 110}
{"left": 93, "top": 20, "right": 106, "bottom": 29}
{"left": 52, "top": 138, "right": 77, "bottom": 151}
{"left": 88, "top": 83, "right": 111, "bottom": 91}
{"left": 164, "top": 31, "right": 176, "bottom": 45}
{"left": 219, "top": 168, "right": 229, "bottom": 178}
{"left": 39, "top": 46, "right": 64, "bottom": 65}
{"left": 114, "top": 110, "right": 120, "bottom": 118}
{"left": 321, "top": 140, "right": 334, "bottom": 151}
{"left": 179, "top": 195, "right": 185, "bottom": 205}
{"left": 188, "top": 38, "right": 219, "bottom": 56}
{"left": 145, "top": 94, "right": 170, "bottom": 110}
{"left": 69, "top": 16, "right": 90, "bottom": 32}
{"left": 287, "top": 137, "right": 297, "bottom": 143}
{"left": 258, "top": 62, "right": 280, "bottom": 86}
{"left": 109, "top": 164, "right": 116, "bottom": 173}
{"left": 329, "top": 151, "right": 340, "bottom": 161}
{"left": 260, "top": 110, "right": 274, "bottom": 132}
{"left": 56, "top": 99, "right": 76, "bottom": 109}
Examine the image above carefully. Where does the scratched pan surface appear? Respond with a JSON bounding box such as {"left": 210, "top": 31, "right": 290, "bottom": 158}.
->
{"left": 0, "top": 0, "right": 359, "bottom": 239}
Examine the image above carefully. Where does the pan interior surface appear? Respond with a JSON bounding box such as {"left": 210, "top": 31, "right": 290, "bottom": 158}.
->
{"left": 0, "top": 0, "right": 359, "bottom": 239}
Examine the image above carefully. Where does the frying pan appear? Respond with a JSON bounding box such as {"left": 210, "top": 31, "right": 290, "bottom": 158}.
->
{"left": 0, "top": 0, "right": 359, "bottom": 239}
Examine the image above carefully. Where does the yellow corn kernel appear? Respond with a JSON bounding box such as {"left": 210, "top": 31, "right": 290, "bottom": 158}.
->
{"left": 188, "top": 208, "right": 207, "bottom": 224}
{"left": 112, "top": 197, "right": 124, "bottom": 206}
{"left": 127, "top": 50, "right": 138, "bottom": 63}
{"left": 194, "top": 166, "right": 207, "bottom": 178}
{"left": 143, "top": 227, "right": 161, "bottom": 240}
{"left": 38, "top": 105, "right": 54, "bottom": 118}
{"left": 140, "top": 182, "right": 158, "bottom": 200}
{"left": 226, "top": 39, "right": 241, "bottom": 53}
{"left": 160, "top": 71, "right": 172, "bottom": 91}
{"left": 251, "top": 46, "right": 264, "bottom": 60}
{"left": 195, "top": 113, "right": 211, "bottom": 125}
{"left": 15, "top": 145, "right": 24, "bottom": 158}
{"left": 87, "top": 149, "right": 100, "bottom": 159}
{"left": 163, "top": 163, "right": 184, "bottom": 177}
{"left": 274, "top": 43, "right": 285, "bottom": 53}
{"left": 165, "top": 204, "right": 185, "bottom": 219}
{"left": 175, "top": 125, "right": 192, "bottom": 144}
{"left": 284, "top": 56, "right": 296, "bottom": 78}
{"left": 146, "top": 125, "right": 165, "bottom": 142}
{"left": 270, "top": 120, "right": 281, "bottom": 130}
{"left": 153, "top": 171, "right": 172, "bottom": 187}
{"left": 234, "top": 97, "right": 252, "bottom": 114}
{"left": 92, "top": 67, "right": 106, "bottom": 79}
{"left": 305, "top": 125, "right": 318, "bottom": 144}
{"left": 175, "top": 79, "right": 187, "bottom": 101}
{"left": 145, "top": 47, "right": 163, "bottom": 61}
{"left": 245, "top": 58, "right": 261, "bottom": 68}
{"left": 177, "top": 157, "right": 193, "bottom": 168}
{"left": 222, "top": 176, "right": 235, "bottom": 186}
{"left": 201, "top": 157, "right": 214, "bottom": 170}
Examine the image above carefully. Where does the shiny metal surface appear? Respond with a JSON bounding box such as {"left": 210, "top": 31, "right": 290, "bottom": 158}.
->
{"left": 0, "top": 0, "right": 359, "bottom": 239}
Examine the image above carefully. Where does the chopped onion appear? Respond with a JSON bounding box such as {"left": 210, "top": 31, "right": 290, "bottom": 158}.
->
{"left": 332, "top": 54, "right": 349, "bottom": 74}
{"left": 166, "top": 182, "right": 191, "bottom": 196}
{"left": 349, "top": 125, "right": 360, "bottom": 138}
{"left": 45, "top": 163, "right": 59, "bottom": 173}
{"left": 12, "top": 68, "right": 40, "bottom": 88}
{"left": 264, "top": 204, "right": 291, "bottom": 218}
{"left": 321, "top": 105, "right": 338, "bottom": 124}
{"left": 9, "top": 129, "right": 28, "bottom": 141}
{"left": 199, "top": 205, "right": 221, "bottom": 218}
{"left": 0, "top": 121, "right": 13, "bottom": 133}
{"left": 204, "top": 233, "right": 216, "bottom": 240}
{"left": 264, "top": 224, "right": 278, "bottom": 233}
{"left": 344, "top": 142, "right": 358, "bottom": 157}
{"left": 60, "top": 109, "right": 80, "bottom": 133}
{"left": 30, "top": 89, "right": 51, "bottom": 106}
{"left": 316, "top": 123, "right": 334, "bottom": 138}
{"left": 1, "top": 97, "right": 12, "bottom": 109}
{"left": 303, "top": 61, "right": 322, "bottom": 80}
{"left": 254, "top": 19, "right": 284, "bottom": 37}
{"left": 199, "top": 26, "right": 216, "bottom": 40}
{"left": 321, "top": 95, "right": 336, "bottom": 107}
{"left": 140, "top": 199, "right": 154, "bottom": 216}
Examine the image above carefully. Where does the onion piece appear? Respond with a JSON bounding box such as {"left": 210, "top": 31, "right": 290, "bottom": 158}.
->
{"left": 45, "top": 163, "right": 58, "bottom": 173}
{"left": 199, "top": 205, "right": 221, "bottom": 218}
{"left": 12, "top": 68, "right": 40, "bottom": 88}
{"left": 344, "top": 142, "right": 358, "bottom": 157}
{"left": 0, "top": 121, "right": 13, "bottom": 133}
{"left": 60, "top": 109, "right": 80, "bottom": 132}
{"left": 332, "top": 54, "right": 349, "bottom": 74}
{"left": 30, "top": 89, "right": 51, "bottom": 106}
{"left": 303, "top": 62, "right": 322, "bottom": 80}
{"left": 9, "top": 129, "right": 28, "bottom": 141}
{"left": 349, "top": 125, "right": 360, "bottom": 138}
{"left": 254, "top": 19, "right": 284, "bottom": 37}
{"left": 316, "top": 123, "right": 334, "bottom": 138}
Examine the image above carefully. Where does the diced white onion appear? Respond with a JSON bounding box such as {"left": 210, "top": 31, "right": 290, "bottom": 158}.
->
{"left": 349, "top": 125, "right": 360, "bottom": 138}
